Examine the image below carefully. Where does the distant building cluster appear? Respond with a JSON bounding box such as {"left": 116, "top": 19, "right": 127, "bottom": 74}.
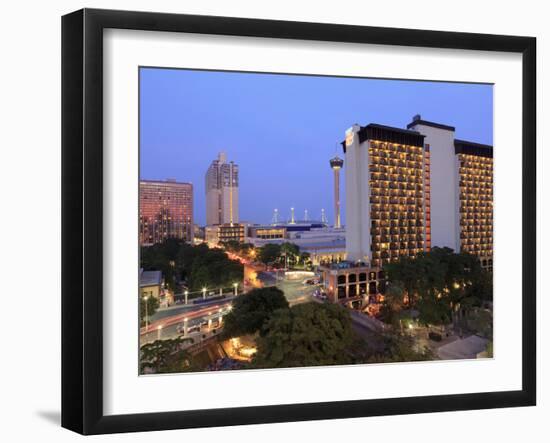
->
{"left": 139, "top": 115, "right": 493, "bottom": 310}
{"left": 247, "top": 220, "right": 346, "bottom": 265}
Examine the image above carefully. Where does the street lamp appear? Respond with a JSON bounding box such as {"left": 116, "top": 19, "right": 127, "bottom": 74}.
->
{"left": 183, "top": 317, "right": 188, "bottom": 336}
{"left": 233, "top": 282, "right": 238, "bottom": 295}
{"left": 184, "top": 290, "right": 189, "bottom": 305}
{"left": 202, "top": 287, "right": 207, "bottom": 300}
{"left": 157, "top": 325, "right": 163, "bottom": 340}
{"left": 143, "top": 295, "right": 149, "bottom": 330}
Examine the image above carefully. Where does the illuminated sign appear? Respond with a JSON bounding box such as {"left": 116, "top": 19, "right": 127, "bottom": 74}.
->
{"left": 345, "top": 130, "right": 354, "bottom": 147}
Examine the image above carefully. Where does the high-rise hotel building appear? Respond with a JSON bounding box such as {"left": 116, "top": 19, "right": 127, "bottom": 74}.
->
{"left": 344, "top": 123, "right": 431, "bottom": 268}
{"left": 407, "top": 116, "right": 493, "bottom": 271}
{"left": 322, "top": 116, "right": 492, "bottom": 307}
{"left": 205, "top": 152, "right": 239, "bottom": 226}
{"left": 139, "top": 179, "right": 194, "bottom": 246}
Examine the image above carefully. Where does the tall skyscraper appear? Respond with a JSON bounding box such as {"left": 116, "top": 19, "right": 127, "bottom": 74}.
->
{"left": 205, "top": 152, "right": 239, "bottom": 226}
{"left": 139, "top": 179, "right": 194, "bottom": 246}
{"left": 344, "top": 124, "right": 430, "bottom": 267}
{"left": 322, "top": 117, "right": 492, "bottom": 306}
{"left": 343, "top": 117, "right": 492, "bottom": 269}
{"left": 407, "top": 116, "right": 493, "bottom": 270}
{"left": 330, "top": 156, "right": 344, "bottom": 229}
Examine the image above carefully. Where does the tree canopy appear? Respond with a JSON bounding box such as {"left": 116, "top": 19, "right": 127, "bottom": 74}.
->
{"left": 383, "top": 247, "right": 492, "bottom": 329}
{"left": 188, "top": 247, "right": 243, "bottom": 291}
{"left": 222, "top": 287, "right": 289, "bottom": 337}
{"left": 257, "top": 242, "right": 302, "bottom": 267}
{"left": 251, "top": 302, "right": 357, "bottom": 368}
{"left": 140, "top": 336, "right": 194, "bottom": 374}
{"left": 258, "top": 243, "right": 282, "bottom": 265}
{"left": 140, "top": 239, "right": 243, "bottom": 292}
{"left": 220, "top": 241, "right": 255, "bottom": 257}
{"left": 366, "top": 334, "right": 434, "bottom": 363}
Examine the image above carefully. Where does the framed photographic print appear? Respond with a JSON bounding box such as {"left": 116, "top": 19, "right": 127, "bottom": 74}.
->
{"left": 61, "top": 8, "right": 536, "bottom": 435}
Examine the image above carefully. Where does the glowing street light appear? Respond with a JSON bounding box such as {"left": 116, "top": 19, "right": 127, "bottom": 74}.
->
{"left": 184, "top": 290, "right": 189, "bottom": 305}
{"left": 182, "top": 317, "right": 188, "bottom": 337}
{"left": 202, "top": 287, "right": 207, "bottom": 300}
{"left": 233, "top": 282, "right": 238, "bottom": 295}
{"left": 143, "top": 295, "right": 149, "bottom": 330}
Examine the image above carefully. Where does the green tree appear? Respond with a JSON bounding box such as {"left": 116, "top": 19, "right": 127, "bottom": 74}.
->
{"left": 379, "top": 282, "right": 406, "bottom": 328}
{"left": 187, "top": 247, "right": 243, "bottom": 291}
{"left": 220, "top": 240, "right": 241, "bottom": 253}
{"left": 251, "top": 302, "right": 356, "bottom": 368}
{"left": 141, "top": 240, "right": 244, "bottom": 293}
{"left": 140, "top": 336, "right": 194, "bottom": 373}
{"left": 280, "top": 242, "right": 300, "bottom": 266}
{"left": 258, "top": 243, "right": 282, "bottom": 265}
{"left": 367, "top": 334, "right": 434, "bottom": 363}
{"left": 416, "top": 296, "right": 450, "bottom": 328}
{"left": 140, "top": 238, "right": 188, "bottom": 291}
{"left": 222, "top": 287, "right": 289, "bottom": 337}
{"left": 299, "top": 252, "right": 312, "bottom": 269}
{"left": 466, "top": 308, "right": 493, "bottom": 339}
{"left": 384, "top": 247, "right": 492, "bottom": 330}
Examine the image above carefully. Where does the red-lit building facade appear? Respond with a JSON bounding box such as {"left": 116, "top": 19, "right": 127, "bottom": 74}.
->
{"left": 139, "top": 179, "right": 194, "bottom": 246}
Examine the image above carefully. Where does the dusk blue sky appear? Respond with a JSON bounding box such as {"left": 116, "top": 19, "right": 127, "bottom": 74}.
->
{"left": 140, "top": 68, "right": 493, "bottom": 226}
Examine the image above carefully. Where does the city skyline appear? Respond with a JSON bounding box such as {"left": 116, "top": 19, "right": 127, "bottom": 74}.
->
{"left": 139, "top": 67, "right": 493, "bottom": 226}
{"left": 138, "top": 68, "right": 495, "bottom": 374}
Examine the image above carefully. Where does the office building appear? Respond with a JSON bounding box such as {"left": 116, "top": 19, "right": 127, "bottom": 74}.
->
{"left": 139, "top": 179, "right": 193, "bottom": 246}
{"left": 205, "top": 223, "right": 246, "bottom": 246}
{"left": 205, "top": 152, "right": 239, "bottom": 226}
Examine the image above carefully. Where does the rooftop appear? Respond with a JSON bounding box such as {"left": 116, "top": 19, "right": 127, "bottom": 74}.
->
{"left": 359, "top": 123, "right": 425, "bottom": 148}
{"left": 454, "top": 139, "right": 493, "bottom": 158}
{"left": 139, "top": 269, "right": 162, "bottom": 287}
{"left": 406, "top": 117, "right": 456, "bottom": 132}
{"left": 437, "top": 335, "right": 489, "bottom": 360}
{"left": 363, "top": 123, "right": 424, "bottom": 137}
{"left": 140, "top": 179, "right": 192, "bottom": 186}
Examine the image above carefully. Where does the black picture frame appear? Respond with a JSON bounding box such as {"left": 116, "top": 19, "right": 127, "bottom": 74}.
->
{"left": 61, "top": 8, "right": 536, "bottom": 435}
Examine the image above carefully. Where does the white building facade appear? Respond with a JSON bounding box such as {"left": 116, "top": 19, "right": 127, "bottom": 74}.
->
{"left": 205, "top": 152, "right": 239, "bottom": 226}
{"left": 406, "top": 118, "right": 461, "bottom": 253}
